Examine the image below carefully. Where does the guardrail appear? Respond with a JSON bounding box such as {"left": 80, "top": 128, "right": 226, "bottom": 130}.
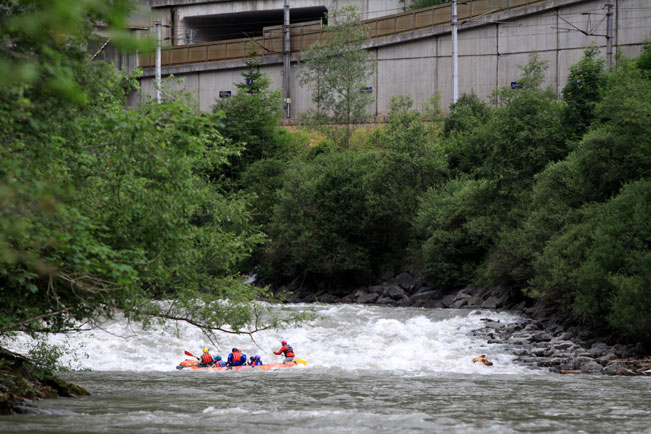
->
{"left": 139, "top": 0, "right": 548, "bottom": 68}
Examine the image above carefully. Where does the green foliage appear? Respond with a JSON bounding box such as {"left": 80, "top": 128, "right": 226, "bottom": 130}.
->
{"left": 400, "top": 0, "right": 447, "bottom": 11}
{"left": 415, "top": 178, "right": 496, "bottom": 287}
{"left": 260, "top": 98, "right": 448, "bottom": 285}
{"left": 298, "top": 6, "right": 377, "bottom": 148}
{"left": 442, "top": 93, "right": 491, "bottom": 138}
{"left": 212, "top": 57, "right": 285, "bottom": 183}
{"left": 0, "top": 1, "right": 305, "bottom": 349}
{"left": 561, "top": 46, "right": 606, "bottom": 140}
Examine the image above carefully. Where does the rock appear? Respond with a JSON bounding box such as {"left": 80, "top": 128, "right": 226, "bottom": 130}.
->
{"left": 531, "top": 332, "right": 552, "bottom": 343}
{"left": 367, "top": 285, "right": 385, "bottom": 294}
{"left": 579, "top": 360, "right": 603, "bottom": 374}
{"left": 396, "top": 297, "right": 412, "bottom": 307}
{"left": 441, "top": 293, "right": 456, "bottom": 308}
{"left": 481, "top": 296, "right": 500, "bottom": 309}
{"left": 318, "top": 293, "right": 340, "bottom": 303}
{"left": 409, "top": 290, "right": 440, "bottom": 303}
{"left": 384, "top": 285, "right": 406, "bottom": 300}
{"left": 376, "top": 296, "right": 395, "bottom": 305}
{"left": 394, "top": 272, "right": 416, "bottom": 291}
{"left": 357, "top": 292, "right": 379, "bottom": 304}
{"left": 552, "top": 342, "right": 575, "bottom": 352}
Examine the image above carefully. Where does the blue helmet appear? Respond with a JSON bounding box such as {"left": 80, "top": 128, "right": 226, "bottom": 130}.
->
{"left": 255, "top": 355, "right": 260, "bottom": 360}
{"left": 215, "top": 355, "right": 222, "bottom": 361}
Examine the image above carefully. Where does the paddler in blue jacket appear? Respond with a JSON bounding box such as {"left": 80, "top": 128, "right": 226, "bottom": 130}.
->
{"left": 227, "top": 348, "right": 247, "bottom": 366}
{"left": 213, "top": 355, "right": 226, "bottom": 367}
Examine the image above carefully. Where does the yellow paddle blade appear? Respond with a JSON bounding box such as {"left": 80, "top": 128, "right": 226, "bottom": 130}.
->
{"left": 294, "top": 358, "right": 308, "bottom": 365}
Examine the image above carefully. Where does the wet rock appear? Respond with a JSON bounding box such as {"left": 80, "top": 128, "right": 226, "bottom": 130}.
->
{"left": 376, "top": 296, "right": 395, "bottom": 304}
{"left": 395, "top": 272, "right": 416, "bottom": 291}
{"left": 481, "top": 296, "right": 500, "bottom": 309}
{"left": 579, "top": 360, "right": 604, "bottom": 374}
{"left": 441, "top": 293, "right": 456, "bottom": 308}
{"left": 531, "top": 332, "right": 552, "bottom": 343}
{"left": 384, "top": 285, "right": 406, "bottom": 300}
{"left": 368, "top": 285, "right": 385, "bottom": 294}
{"left": 409, "top": 290, "right": 441, "bottom": 303}
{"left": 357, "top": 292, "right": 379, "bottom": 304}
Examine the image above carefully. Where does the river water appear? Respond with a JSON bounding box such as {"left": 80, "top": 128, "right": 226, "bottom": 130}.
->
{"left": 2, "top": 304, "right": 650, "bottom": 433}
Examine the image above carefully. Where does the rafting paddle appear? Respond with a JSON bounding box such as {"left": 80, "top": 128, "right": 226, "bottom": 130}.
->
{"left": 294, "top": 358, "right": 308, "bottom": 365}
{"left": 184, "top": 350, "right": 200, "bottom": 360}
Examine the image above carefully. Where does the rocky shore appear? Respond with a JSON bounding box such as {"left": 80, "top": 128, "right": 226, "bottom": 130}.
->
{"left": 280, "top": 270, "right": 650, "bottom": 376}
{"left": 0, "top": 348, "right": 89, "bottom": 415}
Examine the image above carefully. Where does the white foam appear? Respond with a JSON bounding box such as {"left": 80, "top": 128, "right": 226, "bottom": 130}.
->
{"left": 3, "top": 304, "right": 534, "bottom": 374}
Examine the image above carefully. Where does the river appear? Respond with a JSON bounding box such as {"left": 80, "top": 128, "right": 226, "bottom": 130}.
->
{"left": 2, "top": 304, "right": 650, "bottom": 433}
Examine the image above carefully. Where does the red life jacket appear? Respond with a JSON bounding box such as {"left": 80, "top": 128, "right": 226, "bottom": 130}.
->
{"left": 201, "top": 353, "right": 213, "bottom": 364}
{"left": 231, "top": 352, "right": 242, "bottom": 362}
{"left": 283, "top": 345, "right": 295, "bottom": 357}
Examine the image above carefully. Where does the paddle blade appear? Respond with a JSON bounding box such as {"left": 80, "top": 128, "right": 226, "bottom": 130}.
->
{"left": 294, "top": 358, "right": 308, "bottom": 365}
{"left": 184, "top": 350, "right": 199, "bottom": 360}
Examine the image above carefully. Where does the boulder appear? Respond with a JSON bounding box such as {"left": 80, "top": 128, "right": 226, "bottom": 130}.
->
{"left": 481, "top": 296, "right": 500, "bottom": 309}
{"left": 579, "top": 360, "right": 604, "bottom": 374}
{"left": 384, "top": 285, "right": 407, "bottom": 300}
{"left": 357, "top": 292, "right": 379, "bottom": 304}
{"left": 441, "top": 293, "right": 456, "bottom": 308}
{"left": 394, "top": 272, "right": 416, "bottom": 291}
{"left": 409, "top": 290, "right": 441, "bottom": 303}
{"left": 376, "top": 296, "right": 395, "bottom": 305}
{"left": 367, "top": 285, "right": 385, "bottom": 294}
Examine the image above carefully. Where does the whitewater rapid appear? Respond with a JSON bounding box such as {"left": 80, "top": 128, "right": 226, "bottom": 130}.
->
{"left": 5, "top": 304, "right": 539, "bottom": 375}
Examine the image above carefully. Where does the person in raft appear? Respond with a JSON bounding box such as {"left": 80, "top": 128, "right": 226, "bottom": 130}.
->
{"left": 199, "top": 347, "right": 214, "bottom": 367}
{"left": 273, "top": 340, "right": 295, "bottom": 363}
{"left": 248, "top": 355, "right": 263, "bottom": 366}
{"left": 227, "top": 348, "right": 247, "bottom": 366}
{"left": 213, "top": 355, "right": 226, "bottom": 367}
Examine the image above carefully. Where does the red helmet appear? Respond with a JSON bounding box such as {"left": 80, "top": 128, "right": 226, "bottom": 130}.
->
{"left": 281, "top": 340, "right": 287, "bottom": 345}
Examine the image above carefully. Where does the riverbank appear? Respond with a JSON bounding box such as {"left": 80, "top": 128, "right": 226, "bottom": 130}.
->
{"left": 277, "top": 270, "right": 650, "bottom": 376}
{"left": 0, "top": 348, "right": 89, "bottom": 415}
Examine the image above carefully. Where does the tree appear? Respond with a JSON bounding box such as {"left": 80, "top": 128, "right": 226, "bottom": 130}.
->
{"left": 400, "top": 0, "right": 447, "bottom": 11}
{"left": 561, "top": 46, "right": 606, "bottom": 140}
{"left": 0, "top": 1, "right": 306, "bottom": 355}
{"left": 297, "top": 6, "right": 377, "bottom": 148}
{"left": 212, "top": 56, "right": 284, "bottom": 183}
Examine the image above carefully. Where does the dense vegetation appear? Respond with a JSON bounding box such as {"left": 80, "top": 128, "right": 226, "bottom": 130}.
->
{"left": 1, "top": 0, "right": 649, "bottom": 369}
{"left": 242, "top": 46, "right": 651, "bottom": 348}
{"left": 0, "top": 0, "right": 304, "bottom": 361}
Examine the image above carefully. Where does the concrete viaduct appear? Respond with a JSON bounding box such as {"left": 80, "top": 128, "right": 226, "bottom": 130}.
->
{"left": 133, "top": 0, "right": 650, "bottom": 118}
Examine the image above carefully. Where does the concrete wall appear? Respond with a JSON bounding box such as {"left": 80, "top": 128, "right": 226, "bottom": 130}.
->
{"left": 151, "top": 0, "right": 403, "bottom": 45}
{"left": 137, "top": 0, "right": 651, "bottom": 117}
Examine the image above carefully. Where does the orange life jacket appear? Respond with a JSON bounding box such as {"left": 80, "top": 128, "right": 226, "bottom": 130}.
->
{"left": 201, "top": 353, "right": 213, "bottom": 364}
{"left": 231, "top": 351, "right": 242, "bottom": 362}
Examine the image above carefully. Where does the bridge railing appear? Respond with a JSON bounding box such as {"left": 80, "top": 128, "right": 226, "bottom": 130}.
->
{"left": 139, "top": 0, "right": 547, "bottom": 68}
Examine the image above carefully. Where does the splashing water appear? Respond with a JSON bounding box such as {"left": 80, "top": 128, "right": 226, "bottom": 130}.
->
{"left": 5, "top": 304, "right": 533, "bottom": 375}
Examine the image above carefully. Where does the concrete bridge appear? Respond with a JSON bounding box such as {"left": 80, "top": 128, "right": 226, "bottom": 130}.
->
{"left": 134, "top": 0, "right": 650, "bottom": 117}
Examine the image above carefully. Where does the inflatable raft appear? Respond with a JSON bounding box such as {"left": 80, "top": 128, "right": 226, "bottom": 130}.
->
{"left": 176, "top": 359, "right": 299, "bottom": 371}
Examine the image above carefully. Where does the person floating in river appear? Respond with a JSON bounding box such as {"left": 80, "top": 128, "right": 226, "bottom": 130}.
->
{"left": 199, "top": 347, "right": 214, "bottom": 367}
{"left": 227, "top": 348, "right": 246, "bottom": 367}
{"left": 213, "top": 355, "right": 226, "bottom": 367}
{"left": 273, "top": 340, "right": 295, "bottom": 363}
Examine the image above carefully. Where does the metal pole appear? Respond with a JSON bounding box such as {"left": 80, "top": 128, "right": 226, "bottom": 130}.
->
{"left": 283, "top": 0, "right": 291, "bottom": 118}
{"left": 605, "top": 0, "right": 613, "bottom": 69}
{"left": 451, "top": 0, "right": 458, "bottom": 104}
{"left": 155, "top": 20, "right": 162, "bottom": 104}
